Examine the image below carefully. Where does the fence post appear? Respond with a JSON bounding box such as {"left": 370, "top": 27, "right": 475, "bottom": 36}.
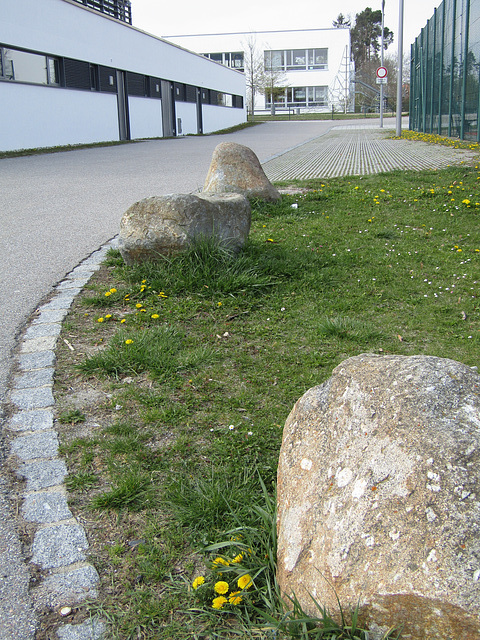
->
{"left": 460, "top": 0, "right": 471, "bottom": 140}
{"left": 448, "top": 0, "right": 457, "bottom": 137}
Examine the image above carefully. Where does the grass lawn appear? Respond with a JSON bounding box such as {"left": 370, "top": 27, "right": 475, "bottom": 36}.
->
{"left": 54, "top": 156, "right": 480, "bottom": 639}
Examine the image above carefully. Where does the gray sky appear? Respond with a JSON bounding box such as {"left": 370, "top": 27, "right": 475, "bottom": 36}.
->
{"left": 130, "top": 0, "right": 439, "bottom": 52}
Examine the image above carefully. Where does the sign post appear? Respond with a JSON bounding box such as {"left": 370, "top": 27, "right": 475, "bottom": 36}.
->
{"left": 376, "top": 66, "right": 388, "bottom": 127}
{"left": 379, "top": 0, "right": 385, "bottom": 127}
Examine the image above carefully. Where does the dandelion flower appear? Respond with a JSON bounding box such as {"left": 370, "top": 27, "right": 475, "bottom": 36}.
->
{"left": 104, "top": 291, "right": 111, "bottom": 297}
{"left": 105, "top": 314, "right": 112, "bottom": 319}
{"left": 110, "top": 288, "right": 117, "bottom": 293}
{"left": 151, "top": 313, "right": 160, "bottom": 319}
{"left": 192, "top": 576, "right": 205, "bottom": 590}
{"left": 228, "top": 591, "right": 243, "bottom": 605}
{"left": 214, "top": 581, "right": 229, "bottom": 595}
{"left": 136, "top": 303, "right": 143, "bottom": 309}
{"left": 212, "top": 596, "right": 227, "bottom": 609}
{"left": 232, "top": 553, "right": 243, "bottom": 564}
{"left": 120, "top": 319, "right": 126, "bottom": 324}
{"left": 97, "top": 317, "right": 104, "bottom": 323}
{"left": 212, "top": 557, "right": 229, "bottom": 568}
{"left": 125, "top": 339, "right": 134, "bottom": 345}
{"left": 237, "top": 574, "right": 253, "bottom": 590}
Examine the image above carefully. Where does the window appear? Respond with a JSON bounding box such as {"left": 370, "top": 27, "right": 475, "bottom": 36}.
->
{"left": 308, "top": 49, "right": 328, "bottom": 69}
{"left": 0, "top": 47, "right": 60, "bottom": 85}
{"left": 266, "top": 85, "right": 328, "bottom": 108}
{"left": 231, "top": 53, "right": 244, "bottom": 70}
{"left": 217, "top": 92, "right": 233, "bottom": 107}
{"left": 0, "top": 48, "right": 56, "bottom": 84}
{"left": 203, "top": 52, "right": 244, "bottom": 71}
{"left": 265, "top": 48, "right": 328, "bottom": 71}
{"left": 308, "top": 86, "right": 328, "bottom": 106}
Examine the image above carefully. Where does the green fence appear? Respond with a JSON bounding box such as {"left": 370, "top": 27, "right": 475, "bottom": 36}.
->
{"left": 409, "top": 0, "right": 480, "bottom": 141}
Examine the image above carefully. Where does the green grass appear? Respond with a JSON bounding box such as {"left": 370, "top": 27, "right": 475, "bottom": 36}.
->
{"left": 55, "top": 161, "right": 480, "bottom": 639}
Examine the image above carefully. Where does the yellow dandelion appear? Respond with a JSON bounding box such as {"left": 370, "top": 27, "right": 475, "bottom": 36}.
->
{"left": 110, "top": 288, "right": 117, "bottom": 293}
{"left": 120, "top": 319, "right": 126, "bottom": 324}
{"left": 104, "top": 291, "right": 111, "bottom": 297}
{"left": 212, "top": 596, "right": 227, "bottom": 609}
{"left": 97, "top": 317, "right": 104, "bottom": 323}
{"left": 228, "top": 591, "right": 243, "bottom": 605}
{"left": 136, "top": 303, "right": 143, "bottom": 309}
{"left": 237, "top": 574, "right": 253, "bottom": 590}
{"left": 214, "top": 581, "right": 229, "bottom": 595}
{"left": 192, "top": 576, "right": 205, "bottom": 590}
{"left": 105, "top": 314, "right": 112, "bottom": 319}
{"left": 212, "top": 557, "right": 229, "bottom": 568}
{"left": 231, "top": 553, "right": 243, "bottom": 564}
{"left": 151, "top": 314, "right": 160, "bottom": 319}
{"left": 125, "top": 339, "right": 133, "bottom": 345}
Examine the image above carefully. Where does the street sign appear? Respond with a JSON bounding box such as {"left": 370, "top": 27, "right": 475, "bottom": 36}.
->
{"left": 376, "top": 77, "right": 388, "bottom": 84}
{"left": 376, "top": 66, "right": 388, "bottom": 79}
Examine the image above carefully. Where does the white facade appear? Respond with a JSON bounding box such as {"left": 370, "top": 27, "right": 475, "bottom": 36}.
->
{"left": 165, "top": 29, "right": 352, "bottom": 114}
{"left": 0, "top": 0, "right": 246, "bottom": 152}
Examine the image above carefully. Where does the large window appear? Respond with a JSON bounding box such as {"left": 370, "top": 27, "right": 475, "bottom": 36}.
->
{"left": 203, "top": 52, "right": 244, "bottom": 71}
{"left": 266, "top": 85, "right": 328, "bottom": 108}
{"left": 265, "top": 48, "right": 328, "bottom": 71}
{"left": 0, "top": 47, "right": 60, "bottom": 85}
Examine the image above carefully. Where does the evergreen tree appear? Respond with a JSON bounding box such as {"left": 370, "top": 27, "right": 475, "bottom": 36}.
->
{"left": 333, "top": 13, "right": 351, "bottom": 28}
{"left": 350, "top": 7, "right": 393, "bottom": 68}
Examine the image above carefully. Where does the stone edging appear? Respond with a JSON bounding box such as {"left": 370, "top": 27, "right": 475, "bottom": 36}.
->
{"left": 5, "top": 239, "right": 119, "bottom": 640}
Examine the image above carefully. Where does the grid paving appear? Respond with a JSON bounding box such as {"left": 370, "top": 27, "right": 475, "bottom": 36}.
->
{"left": 263, "top": 124, "right": 479, "bottom": 182}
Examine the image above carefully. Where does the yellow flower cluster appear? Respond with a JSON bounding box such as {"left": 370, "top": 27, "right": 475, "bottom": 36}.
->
{"left": 191, "top": 571, "right": 253, "bottom": 610}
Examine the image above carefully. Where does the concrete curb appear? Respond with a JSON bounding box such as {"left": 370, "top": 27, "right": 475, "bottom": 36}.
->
{"left": 5, "top": 240, "right": 118, "bottom": 640}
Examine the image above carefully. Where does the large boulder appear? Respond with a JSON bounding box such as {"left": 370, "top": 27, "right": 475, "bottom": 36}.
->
{"left": 203, "top": 142, "right": 281, "bottom": 202}
{"left": 118, "top": 192, "right": 251, "bottom": 264}
{"left": 277, "top": 354, "right": 480, "bottom": 640}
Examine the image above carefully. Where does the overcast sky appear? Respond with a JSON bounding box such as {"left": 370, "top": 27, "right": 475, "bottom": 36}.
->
{"left": 130, "top": 0, "right": 440, "bottom": 52}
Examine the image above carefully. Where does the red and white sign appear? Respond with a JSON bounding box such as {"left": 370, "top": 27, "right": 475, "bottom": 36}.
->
{"left": 376, "top": 66, "right": 388, "bottom": 79}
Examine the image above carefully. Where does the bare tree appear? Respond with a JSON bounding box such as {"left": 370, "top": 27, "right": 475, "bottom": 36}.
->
{"left": 262, "top": 51, "right": 288, "bottom": 115}
{"left": 242, "top": 34, "right": 265, "bottom": 118}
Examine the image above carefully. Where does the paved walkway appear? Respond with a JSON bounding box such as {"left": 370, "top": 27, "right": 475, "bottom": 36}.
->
{"left": 2, "top": 120, "right": 478, "bottom": 640}
{"left": 263, "top": 122, "right": 479, "bottom": 181}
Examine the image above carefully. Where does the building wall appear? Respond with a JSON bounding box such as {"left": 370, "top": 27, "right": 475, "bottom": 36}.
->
{"left": 165, "top": 29, "right": 351, "bottom": 113}
{"left": 0, "top": 0, "right": 246, "bottom": 151}
{"left": 0, "top": 82, "right": 119, "bottom": 150}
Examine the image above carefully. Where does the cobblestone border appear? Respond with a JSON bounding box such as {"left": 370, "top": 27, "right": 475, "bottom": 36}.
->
{"left": 5, "top": 239, "right": 119, "bottom": 640}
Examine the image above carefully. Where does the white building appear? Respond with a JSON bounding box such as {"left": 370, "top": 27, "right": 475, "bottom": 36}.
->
{"left": 0, "top": 0, "right": 246, "bottom": 152}
{"left": 165, "top": 29, "right": 352, "bottom": 114}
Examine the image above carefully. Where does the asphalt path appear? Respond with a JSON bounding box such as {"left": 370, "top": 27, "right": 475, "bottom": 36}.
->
{"left": 0, "top": 119, "right": 350, "bottom": 639}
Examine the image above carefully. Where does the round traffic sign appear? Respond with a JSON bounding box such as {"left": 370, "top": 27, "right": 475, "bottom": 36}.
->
{"left": 376, "top": 66, "right": 388, "bottom": 79}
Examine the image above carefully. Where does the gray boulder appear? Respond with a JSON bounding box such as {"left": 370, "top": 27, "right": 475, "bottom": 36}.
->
{"left": 203, "top": 142, "right": 281, "bottom": 201}
{"left": 118, "top": 192, "right": 251, "bottom": 264}
{"left": 277, "top": 353, "right": 480, "bottom": 640}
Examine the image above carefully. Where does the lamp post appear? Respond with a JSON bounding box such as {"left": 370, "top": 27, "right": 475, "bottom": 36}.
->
{"left": 396, "top": 0, "right": 404, "bottom": 136}
{"left": 380, "top": 0, "right": 385, "bottom": 127}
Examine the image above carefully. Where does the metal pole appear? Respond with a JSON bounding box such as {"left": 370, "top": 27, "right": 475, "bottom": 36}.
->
{"left": 380, "top": 0, "right": 385, "bottom": 127}
{"left": 396, "top": 0, "right": 404, "bottom": 136}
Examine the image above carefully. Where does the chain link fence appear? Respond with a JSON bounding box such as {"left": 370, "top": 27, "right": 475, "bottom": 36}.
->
{"left": 410, "top": 0, "right": 480, "bottom": 141}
